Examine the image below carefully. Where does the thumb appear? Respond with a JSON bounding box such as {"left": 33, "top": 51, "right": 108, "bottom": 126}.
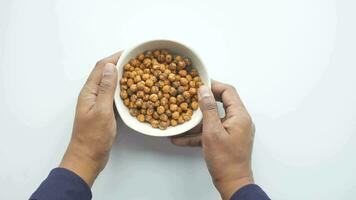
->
{"left": 198, "top": 85, "right": 223, "bottom": 133}
{"left": 96, "top": 63, "right": 118, "bottom": 113}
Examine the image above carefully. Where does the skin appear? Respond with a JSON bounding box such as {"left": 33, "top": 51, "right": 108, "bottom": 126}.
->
{"left": 60, "top": 52, "right": 255, "bottom": 200}
{"left": 171, "top": 80, "right": 255, "bottom": 200}
{"left": 59, "top": 52, "right": 121, "bottom": 186}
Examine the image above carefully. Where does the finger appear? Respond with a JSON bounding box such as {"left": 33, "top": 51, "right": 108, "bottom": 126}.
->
{"left": 198, "top": 85, "right": 223, "bottom": 134}
{"left": 84, "top": 51, "right": 122, "bottom": 88}
{"left": 170, "top": 134, "right": 202, "bottom": 147}
{"left": 95, "top": 63, "right": 118, "bottom": 113}
{"left": 211, "top": 80, "right": 246, "bottom": 118}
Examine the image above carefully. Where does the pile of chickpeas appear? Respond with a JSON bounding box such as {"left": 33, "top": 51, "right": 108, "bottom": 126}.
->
{"left": 119, "top": 49, "right": 203, "bottom": 130}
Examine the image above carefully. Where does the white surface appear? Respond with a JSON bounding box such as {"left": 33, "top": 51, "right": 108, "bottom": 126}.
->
{"left": 0, "top": 0, "right": 355, "bottom": 199}
{"left": 115, "top": 39, "right": 210, "bottom": 137}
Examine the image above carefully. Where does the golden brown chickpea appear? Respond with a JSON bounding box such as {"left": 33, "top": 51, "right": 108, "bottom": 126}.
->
{"left": 180, "top": 102, "right": 188, "bottom": 111}
{"left": 157, "top": 106, "right": 165, "bottom": 114}
{"left": 129, "top": 84, "right": 137, "bottom": 92}
{"left": 169, "top": 63, "right": 177, "bottom": 71}
{"left": 129, "top": 108, "right": 139, "bottom": 117}
{"left": 193, "top": 76, "right": 201, "bottom": 82}
{"left": 159, "top": 74, "right": 167, "bottom": 81}
{"left": 186, "top": 109, "right": 193, "bottom": 116}
{"left": 171, "top": 119, "right": 178, "bottom": 126}
{"left": 145, "top": 115, "right": 153, "bottom": 122}
{"left": 182, "top": 113, "right": 191, "bottom": 121}
{"left": 120, "top": 77, "right": 127, "bottom": 85}
{"left": 157, "top": 91, "right": 163, "bottom": 99}
{"left": 168, "top": 73, "right": 176, "bottom": 81}
{"left": 189, "top": 81, "right": 196, "bottom": 88}
{"left": 189, "top": 87, "right": 197, "bottom": 95}
{"left": 126, "top": 78, "right": 134, "bottom": 87}
{"left": 184, "top": 58, "right": 191, "bottom": 66}
{"left": 129, "top": 66, "right": 135, "bottom": 71}
{"left": 142, "top": 73, "right": 150, "bottom": 81}
{"left": 180, "top": 77, "right": 188, "bottom": 86}
{"left": 169, "top": 87, "right": 177, "bottom": 96}
{"left": 183, "top": 91, "right": 191, "bottom": 99}
{"left": 138, "top": 53, "right": 145, "bottom": 61}
{"left": 158, "top": 121, "right": 168, "bottom": 130}
{"left": 129, "top": 101, "right": 136, "bottom": 109}
{"left": 130, "top": 71, "right": 137, "bottom": 79}
{"left": 154, "top": 100, "right": 160, "bottom": 107}
{"left": 120, "top": 90, "right": 128, "bottom": 99}
{"left": 159, "top": 114, "right": 168, "bottom": 121}
{"left": 137, "top": 114, "right": 145, "bottom": 122}
{"left": 175, "top": 55, "right": 183, "bottom": 61}
{"left": 127, "top": 89, "right": 133, "bottom": 96}
{"left": 123, "top": 71, "right": 131, "bottom": 78}
{"left": 195, "top": 81, "right": 203, "bottom": 88}
{"left": 162, "top": 85, "right": 170, "bottom": 93}
{"left": 149, "top": 94, "right": 158, "bottom": 102}
{"left": 177, "top": 86, "right": 185, "bottom": 94}
{"left": 160, "top": 97, "right": 168, "bottom": 106}
{"left": 124, "top": 63, "right": 131, "bottom": 71}
{"left": 123, "top": 98, "right": 130, "bottom": 106}
{"left": 137, "top": 81, "right": 145, "bottom": 90}
{"left": 147, "top": 108, "right": 154, "bottom": 116}
{"left": 166, "top": 54, "right": 172, "bottom": 63}
{"left": 172, "top": 111, "right": 180, "bottom": 119}
{"left": 158, "top": 54, "right": 165, "bottom": 63}
{"left": 130, "top": 59, "right": 141, "bottom": 67}
{"left": 143, "top": 86, "right": 151, "bottom": 94}
{"left": 153, "top": 50, "right": 160, "bottom": 58}
{"left": 143, "top": 94, "right": 150, "bottom": 101}
{"left": 170, "top": 104, "right": 178, "bottom": 112}
{"left": 178, "top": 116, "right": 185, "bottom": 124}
{"left": 151, "top": 120, "right": 159, "bottom": 128}
{"left": 177, "top": 107, "right": 182, "bottom": 113}
{"left": 151, "top": 86, "right": 159, "bottom": 94}
{"left": 130, "top": 94, "right": 137, "bottom": 102}
{"left": 186, "top": 74, "right": 192, "bottom": 82}
{"left": 169, "top": 97, "right": 177, "bottom": 104}
{"left": 145, "top": 79, "right": 154, "bottom": 87}
{"left": 136, "top": 98, "right": 143, "bottom": 107}
{"left": 143, "top": 58, "right": 152, "bottom": 67}
{"left": 159, "top": 64, "right": 166, "bottom": 72}
{"left": 165, "top": 110, "right": 172, "bottom": 118}
{"left": 177, "top": 61, "right": 186, "bottom": 70}
{"left": 178, "top": 70, "right": 188, "bottom": 77}
{"left": 191, "top": 101, "right": 199, "bottom": 110}
{"left": 177, "top": 95, "right": 185, "bottom": 103}
{"left": 163, "top": 93, "right": 170, "bottom": 99}
{"left": 137, "top": 91, "right": 145, "bottom": 98}
{"left": 153, "top": 112, "right": 160, "bottom": 120}
{"left": 172, "top": 81, "right": 180, "bottom": 88}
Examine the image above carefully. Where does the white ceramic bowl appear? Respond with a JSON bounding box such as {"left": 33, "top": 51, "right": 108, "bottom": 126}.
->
{"left": 115, "top": 39, "right": 210, "bottom": 137}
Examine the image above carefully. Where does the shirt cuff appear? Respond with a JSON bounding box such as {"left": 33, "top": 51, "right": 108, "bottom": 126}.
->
{"left": 230, "top": 184, "right": 270, "bottom": 200}
{"left": 30, "top": 168, "right": 92, "bottom": 200}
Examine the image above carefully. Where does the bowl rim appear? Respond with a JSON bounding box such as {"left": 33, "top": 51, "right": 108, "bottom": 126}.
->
{"left": 114, "top": 39, "right": 210, "bottom": 137}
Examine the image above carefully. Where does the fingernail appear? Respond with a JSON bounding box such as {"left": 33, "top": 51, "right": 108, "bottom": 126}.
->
{"left": 198, "top": 86, "right": 211, "bottom": 100}
{"left": 103, "top": 64, "right": 115, "bottom": 76}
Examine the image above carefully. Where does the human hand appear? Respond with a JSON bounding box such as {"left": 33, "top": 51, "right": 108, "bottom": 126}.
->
{"left": 171, "top": 80, "right": 255, "bottom": 200}
{"left": 59, "top": 52, "right": 121, "bottom": 187}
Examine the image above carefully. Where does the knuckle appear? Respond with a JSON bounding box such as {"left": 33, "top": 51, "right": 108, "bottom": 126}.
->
{"left": 99, "top": 80, "right": 113, "bottom": 94}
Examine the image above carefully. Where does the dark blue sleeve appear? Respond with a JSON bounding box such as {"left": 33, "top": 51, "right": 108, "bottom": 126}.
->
{"left": 230, "top": 184, "right": 270, "bottom": 200}
{"left": 30, "top": 168, "right": 92, "bottom": 200}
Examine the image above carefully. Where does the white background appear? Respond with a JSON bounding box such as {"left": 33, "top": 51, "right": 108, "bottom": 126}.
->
{"left": 0, "top": 0, "right": 355, "bottom": 199}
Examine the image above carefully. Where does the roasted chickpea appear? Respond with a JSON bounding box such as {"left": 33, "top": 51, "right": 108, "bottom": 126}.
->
{"left": 129, "top": 108, "right": 139, "bottom": 117}
{"left": 169, "top": 63, "right": 177, "bottom": 71}
{"left": 150, "top": 94, "right": 158, "bottom": 102}
{"left": 178, "top": 70, "right": 188, "bottom": 77}
{"left": 177, "top": 95, "right": 185, "bottom": 103}
{"left": 137, "top": 91, "right": 145, "bottom": 98}
{"left": 170, "top": 104, "right": 178, "bottom": 112}
{"left": 170, "top": 119, "right": 178, "bottom": 126}
{"left": 151, "top": 120, "right": 159, "bottom": 128}
{"left": 182, "top": 113, "right": 191, "bottom": 121}
{"left": 183, "top": 91, "right": 191, "bottom": 99}
{"left": 145, "top": 79, "right": 154, "bottom": 87}
{"left": 162, "top": 85, "right": 170, "bottom": 93}
{"left": 123, "top": 98, "right": 130, "bottom": 106}
{"left": 166, "top": 54, "right": 172, "bottom": 63}
{"left": 120, "top": 90, "right": 128, "bottom": 99}
{"left": 137, "top": 114, "right": 145, "bottom": 122}
{"left": 169, "top": 97, "right": 177, "bottom": 104}
{"left": 151, "top": 86, "right": 159, "bottom": 94}
{"left": 178, "top": 116, "right": 185, "bottom": 124}
{"left": 159, "top": 114, "right": 168, "bottom": 121}
{"left": 137, "top": 81, "right": 145, "bottom": 90}
{"left": 127, "top": 78, "right": 134, "bottom": 87}
{"left": 180, "top": 102, "right": 188, "bottom": 111}
{"left": 180, "top": 78, "right": 188, "bottom": 86}
{"left": 169, "top": 87, "right": 177, "bottom": 96}
{"left": 157, "top": 106, "right": 165, "bottom": 114}
{"left": 172, "top": 111, "right": 180, "bottom": 120}
{"left": 158, "top": 121, "right": 168, "bottom": 130}
{"left": 168, "top": 73, "right": 176, "bottom": 81}
{"left": 191, "top": 101, "right": 199, "bottom": 110}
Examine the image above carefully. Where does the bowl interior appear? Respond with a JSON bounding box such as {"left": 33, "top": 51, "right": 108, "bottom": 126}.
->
{"left": 115, "top": 40, "right": 210, "bottom": 137}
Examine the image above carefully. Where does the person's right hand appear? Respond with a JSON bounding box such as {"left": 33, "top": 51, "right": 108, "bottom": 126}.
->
{"left": 171, "top": 80, "right": 255, "bottom": 200}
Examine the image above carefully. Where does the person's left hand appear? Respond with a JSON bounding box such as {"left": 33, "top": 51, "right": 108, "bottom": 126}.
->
{"left": 59, "top": 52, "right": 121, "bottom": 187}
